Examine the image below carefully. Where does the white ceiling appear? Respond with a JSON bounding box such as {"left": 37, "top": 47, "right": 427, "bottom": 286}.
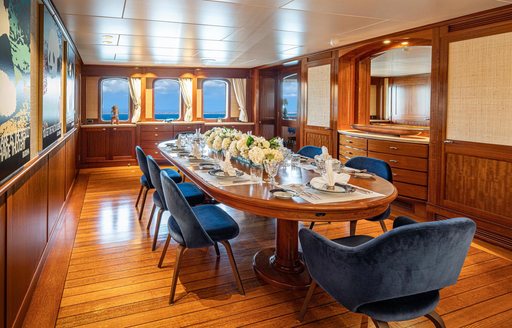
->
{"left": 371, "top": 46, "right": 432, "bottom": 77}
{"left": 52, "top": 0, "right": 510, "bottom": 68}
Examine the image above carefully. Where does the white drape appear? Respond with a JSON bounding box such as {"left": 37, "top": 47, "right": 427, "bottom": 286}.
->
{"left": 179, "top": 78, "right": 194, "bottom": 122}
{"left": 231, "top": 78, "right": 248, "bottom": 122}
{"left": 129, "top": 77, "right": 142, "bottom": 123}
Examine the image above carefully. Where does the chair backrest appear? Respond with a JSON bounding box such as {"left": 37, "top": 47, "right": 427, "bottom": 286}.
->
{"left": 147, "top": 155, "right": 167, "bottom": 211}
{"left": 299, "top": 217, "right": 476, "bottom": 312}
{"left": 160, "top": 171, "right": 214, "bottom": 248}
{"left": 136, "top": 146, "right": 152, "bottom": 187}
{"left": 297, "top": 145, "right": 322, "bottom": 159}
{"left": 345, "top": 156, "right": 393, "bottom": 182}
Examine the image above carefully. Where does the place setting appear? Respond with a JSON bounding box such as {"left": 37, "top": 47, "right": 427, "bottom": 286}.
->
{"left": 195, "top": 151, "right": 257, "bottom": 187}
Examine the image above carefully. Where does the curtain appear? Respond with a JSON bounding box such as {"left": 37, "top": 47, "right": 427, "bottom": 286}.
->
{"left": 129, "top": 77, "right": 142, "bottom": 123}
{"left": 179, "top": 78, "right": 193, "bottom": 122}
{"left": 231, "top": 78, "right": 248, "bottom": 122}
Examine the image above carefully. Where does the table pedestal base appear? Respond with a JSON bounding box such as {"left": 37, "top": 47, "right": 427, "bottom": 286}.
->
{"left": 253, "top": 248, "right": 311, "bottom": 290}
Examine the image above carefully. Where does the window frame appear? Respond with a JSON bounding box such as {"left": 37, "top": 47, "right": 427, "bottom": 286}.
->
{"left": 152, "top": 78, "right": 183, "bottom": 121}
{"left": 201, "top": 78, "right": 231, "bottom": 121}
{"left": 98, "top": 77, "right": 132, "bottom": 123}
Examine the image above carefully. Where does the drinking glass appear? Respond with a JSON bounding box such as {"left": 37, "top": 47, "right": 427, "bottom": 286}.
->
{"left": 250, "top": 165, "right": 263, "bottom": 183}
{"left": 291, "top": 154, "right": 301, "bottom": 167}
{"left": 263, "top": 160, "right": 280, "bottom": 186}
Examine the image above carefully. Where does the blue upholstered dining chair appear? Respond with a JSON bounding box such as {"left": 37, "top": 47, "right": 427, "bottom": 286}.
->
{"left": 135, "top": 146, "right": 183, "bottom": 221}
{"left": 146, "top": 155, "right": 205, "bottom": 251}
{"left": 297, "top": 145, "right": 322, "bottom": 159}
{"left": 345, "top": 156, "right": 393, "bottom": 235}
{"left": 299, "top": 216, "right": 476, "bottom": 327}
{"left": 158, "top": 171, "right": 245, "bottom": 304}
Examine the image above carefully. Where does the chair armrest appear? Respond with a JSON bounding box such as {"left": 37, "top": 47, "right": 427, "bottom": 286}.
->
{"left": 393, "top": 216, "right": 418, "bottom": 229}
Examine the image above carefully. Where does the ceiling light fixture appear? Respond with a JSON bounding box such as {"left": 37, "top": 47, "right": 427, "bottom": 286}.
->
{"left": 401, "top": 41, "right": 409, "bottom": 46}
{"left": 383, "top": 40, "right": 391, "bottom": 44}
{"left": 102, "top": 35, "right": 114, "bottom": 45}
{"left": 201, "top": 58, "right": 216, "bottom": 64}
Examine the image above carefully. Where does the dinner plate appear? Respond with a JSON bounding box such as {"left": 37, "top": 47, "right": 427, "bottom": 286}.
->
{"left": 199, "top": 163, "right": 216, "bottom": 170}
{"left": 208, "top": 169, "right": 244, "bottom": 179}
{"left": 307, "top": 181, "right": 355, "bottom": 193}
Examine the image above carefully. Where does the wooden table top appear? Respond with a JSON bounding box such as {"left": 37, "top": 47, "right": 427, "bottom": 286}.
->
{"left": 159, "top": 146, "right": 398, "bottom": 222}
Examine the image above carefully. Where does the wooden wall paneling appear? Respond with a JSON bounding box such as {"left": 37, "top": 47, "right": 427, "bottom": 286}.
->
{"left": 47, "top": 143, "right": 66, "bottom": 240}
{"left": 0, "top": 194, "right": 5, "bottom": 328}
{"left": 258, "top": 70, "right": 278, "bottom": 140}
{"left": 303, "top": 127, "right": 332, "bottom": 150}
{"left": 65, "top": 131, "right": 77, "bottom": 196}
{"left": 389, "top": 74, "right": 431, "bottom": 125}
{"left": 356, "top": 57, "right": 371, "bottom": 124}
{"left": 338, "top": 56, "right": 356, "bottom": 130}
{"left": 80, "top": 127, "right": 108, "bottom": 163}
{"left": 6, "top": 158, "right": 48, "bottom": 327}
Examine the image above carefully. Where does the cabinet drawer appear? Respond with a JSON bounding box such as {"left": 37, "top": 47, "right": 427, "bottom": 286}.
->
{"left": 368, "top": 139, "right": 428, "bottom": 158}
{"left": 338, "top": 156, "right": 348, "bottom": 164}
{"left": 392, "top": 168, "right": 428, "bottom": 186}
{"left": 339, "top": 145, "right": 367, "bottom": 159}
{"left": 368, "top": 151, "right": 428, "bottom": 172}
{"left": 139, "top": 125, "right": 173, "bottom": 132}
{"left": 140, "top": 131, "right": 174, "bottom": 141}
{"left": 340, "top": 135, "right": 368, "bottom": 150}
{"left": 394, "top": 182, "right": 427, "bottom": 200}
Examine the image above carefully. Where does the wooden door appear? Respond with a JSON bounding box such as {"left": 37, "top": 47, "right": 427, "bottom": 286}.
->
{"left": 277, "top": 67, "right": 300, "bottom": 151}
{"left": 429, "top": 23, "right": 512, "bottom": 249}
{"left": 109, "top": 127, "right": 136, "bottom": 161}
{"left": 80, "top": 127, "right": 108, "bottom": 163}
{"left": 258, "top": 69, "right": 278, "bottom": 139}
{"left": 301, "top": 53, "right": 338, "bottom": 156}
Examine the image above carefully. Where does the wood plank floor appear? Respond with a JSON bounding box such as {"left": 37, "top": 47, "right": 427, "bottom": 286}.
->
{"left": 55, "top": 166, "right": 512, "bottom": 327}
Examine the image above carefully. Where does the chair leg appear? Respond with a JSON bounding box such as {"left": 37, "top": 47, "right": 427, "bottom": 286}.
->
{"left": 360, "top": 315, "right": 368, "bottom": 328}
{"left": 425, "top": 311, "right": 446, "bottom": 328}
{"left": 379, "top": 220, "right": 388, "bottom": 232}
{"left": 152, "top": 208, "right": 163, "bottom": 251}
{"left": 147, "top": 204, "right": 156, "bottom": 230}
{"left": 220, "top": 240, "right": 245, "bottom": 296}
{"left": 135, "top": 185, "right": 144, "bottom": 209}
{"left": 214, "top": 242, "right": 220, "bottom": 257}
{"left": 137, "top": 187, "right": 149, "bottom": 221}
{"left": 350, "top": 220, "right": 357, "bottom": 236}
{"left": 371, "top": 319, "right": 390, "bottom": 328}
{"left": 308, "top": 221, "right": 316, "bottom": 230}
{"left": 298, "top": 280, "right": 317, "bottom": 322}
{"left": 158, "top": 234, "right": 171, "bottom": 268}
{"left": 169, "top": 244, "right": 186, "bottom": 304}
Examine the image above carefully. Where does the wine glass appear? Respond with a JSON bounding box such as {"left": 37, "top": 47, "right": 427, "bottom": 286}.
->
{"left": 264, "top": 160, "right": 281, "bottom": 186}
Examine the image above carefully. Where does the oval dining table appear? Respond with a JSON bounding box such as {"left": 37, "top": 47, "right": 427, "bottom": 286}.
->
{"left": 159, "top": 144, "right": 398, "bottom": 290}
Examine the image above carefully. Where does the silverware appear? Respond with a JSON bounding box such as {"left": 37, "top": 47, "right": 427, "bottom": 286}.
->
{"left": 219, "top": 179, "right": 250, "bottom": 185}
{"left": 346, "top": 184, "right": 373, "bottom": 194}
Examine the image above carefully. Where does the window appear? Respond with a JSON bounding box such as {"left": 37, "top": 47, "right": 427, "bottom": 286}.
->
{"left": 203, "top": 79, "right": 229, "bottom": 119}
{"left": 154, "top": 79, "right": 181, "bottom": 120}
{"left": 281, "top": 73, "right": 298, "bottom": 120}
{"left": 100, "top": 78, "right": 130, "bottom": 121}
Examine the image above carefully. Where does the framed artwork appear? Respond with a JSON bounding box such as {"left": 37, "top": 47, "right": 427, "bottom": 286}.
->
{"left": 42, "top": 5, "right": 63, "bottom": 150}
{"left": 0, "top": 0, "right": 31, "bottom": 182}
{"left": 66, "top": 42, "right": 76, "bottom": 132}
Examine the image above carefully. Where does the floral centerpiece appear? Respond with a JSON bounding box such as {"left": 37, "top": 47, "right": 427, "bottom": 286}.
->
{"left": 203, "top": 127, "right": 285, "bottom": 166}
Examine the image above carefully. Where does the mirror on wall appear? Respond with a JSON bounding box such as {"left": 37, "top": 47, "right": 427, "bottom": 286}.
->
{"left": 369, "top": 45, "right": 432, "bottom": 126}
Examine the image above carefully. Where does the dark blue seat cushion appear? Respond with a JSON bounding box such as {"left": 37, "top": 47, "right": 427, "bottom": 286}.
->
{"left": 178, "top": 182, "right": 205, "bottom": 206}
{"left": 358, "top": 290, "right": 440, "bottom": 322}
{"left": 153, "top": 182, "right": 205, "bottom": 209}
{"left": 332, "top": 235, "right": 373, "bottom": 247}
{"left": 162, "top": 168, "right": 182, "bottom": 184}
{"left": 140, "top": 175, "right": 152, "bottom": 188}
{"left": 168, "top": 205, "right": 239, "bottom": 246}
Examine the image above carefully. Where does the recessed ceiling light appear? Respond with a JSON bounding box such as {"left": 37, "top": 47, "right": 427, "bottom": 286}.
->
{"left": 383, "top": 40, "right": 391, "bottom": 44}
{"left": 401, "top": 41, "right": 409, "bottom": 46}
{"left": 102, "top": 35, "right": 114, "bottom": 45}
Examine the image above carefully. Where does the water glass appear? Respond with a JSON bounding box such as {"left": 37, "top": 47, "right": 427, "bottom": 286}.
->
{"left": 264, "top": 160, "right": 281, "bottom": 186}
{"left": 250, "top": 165, "right": 263, "bottom": 182}
{"left": 291, "top": 154, "right": 301, "bottom": 167}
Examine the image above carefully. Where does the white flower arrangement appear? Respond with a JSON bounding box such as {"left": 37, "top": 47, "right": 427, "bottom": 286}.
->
{"left": 203, "top": 127, "right": 285, "bottom": 165}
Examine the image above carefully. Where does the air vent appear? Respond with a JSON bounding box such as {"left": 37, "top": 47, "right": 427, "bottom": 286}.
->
{"left": 448, "top": 11, "right": 512, "bottom": 32}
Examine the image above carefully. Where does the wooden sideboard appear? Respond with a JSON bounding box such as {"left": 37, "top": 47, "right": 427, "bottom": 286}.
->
{"left": 339, "top": 130, "right": 429, "bottom": 215}
{"left": 80, "top": 122, "right": 255, "bottom": 167}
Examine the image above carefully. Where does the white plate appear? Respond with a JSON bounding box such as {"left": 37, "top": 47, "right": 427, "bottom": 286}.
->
{"left": 273, "top": 191, "right": 294, "bottom": 199}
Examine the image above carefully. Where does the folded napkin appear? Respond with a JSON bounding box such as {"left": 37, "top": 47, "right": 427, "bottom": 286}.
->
{"left": 310, "top": 173, "right": 350, "bottom": 190}
{"left": 191, "top": 143, "right": 202, "bottom": 159}
{"left": 325, "top": 159, "right": 334, "bottom": 187}
{"left": 320, "top": 146, "right": 332, "bottom": 160}
{"left": 220, "top": 151, "right": 237, "bottom": 176}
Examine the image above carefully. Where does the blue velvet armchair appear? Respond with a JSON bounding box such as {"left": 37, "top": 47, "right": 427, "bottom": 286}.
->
{"left": 299, "top": 216, "right": 476, "bottom": 327}
{"left": 297, "top": 145, "right": 322, "bottom": 159}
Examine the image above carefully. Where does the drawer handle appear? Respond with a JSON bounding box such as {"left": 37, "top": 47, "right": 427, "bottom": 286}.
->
{"left": 154, "top": 127, "right": 159, "bottom": 130}
{"left": 154, "top": 133, "right": 158, "bottom": 136}
{"left": 389, "top": 146, "right": 398, "bottom": 150}
{"left": 389, "top": 159, "right": 398, "bottom": 163}
{"left": 113, "top": 127, "right": 117, "bottom": 131}
{"left": 102, "top": 128, "right": 106, "bottom": 131}
{"left": 347, "top": 151, "right": 353, "bottom": 155}
{"left": 347, "top": 140, "right": 353, "bottom": 143}
{"left": 393, "top": 173, "right": 398, "bottom": 176}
